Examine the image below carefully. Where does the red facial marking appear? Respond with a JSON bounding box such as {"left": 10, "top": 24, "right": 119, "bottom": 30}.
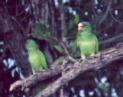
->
{"left": 78, "top": 24, "right": 85, "bottom": 31}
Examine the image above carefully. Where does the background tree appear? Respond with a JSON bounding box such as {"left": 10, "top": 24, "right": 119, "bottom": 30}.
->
{"left": 0, "top": 0, "right": 123, "bottom": 97}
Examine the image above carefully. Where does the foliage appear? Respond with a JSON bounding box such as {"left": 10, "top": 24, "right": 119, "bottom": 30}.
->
{"left": 32, "top": 22, "right": 51, "bottom": 41}
{"left": 0, "top": 0, "right": 123, "bottom": 97}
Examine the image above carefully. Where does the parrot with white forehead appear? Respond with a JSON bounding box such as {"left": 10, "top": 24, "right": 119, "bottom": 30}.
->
{"left": 76, "top": 22, "right": 99, "bottom": 59}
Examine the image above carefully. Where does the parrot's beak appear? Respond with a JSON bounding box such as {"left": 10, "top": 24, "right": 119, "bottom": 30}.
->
{"left": 78, "top": 25, "right": 85, "bottom": 31}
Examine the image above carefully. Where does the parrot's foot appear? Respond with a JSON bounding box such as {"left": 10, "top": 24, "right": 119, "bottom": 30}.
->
{"left": 90, "top": 53, "right": 95, "bottom": 57}
{"left": 81, "top": 56, "right": 86, "bottom": 60}
{"left": 32, "top": 70, "right": 36, "bottom": 75}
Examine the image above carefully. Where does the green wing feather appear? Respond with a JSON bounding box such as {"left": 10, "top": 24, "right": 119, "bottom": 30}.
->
{"left": 93, "top": 35, "right": 99, "bottom": 53}
{"left": 37, "top": 50, "right": 48, "bottom": 69}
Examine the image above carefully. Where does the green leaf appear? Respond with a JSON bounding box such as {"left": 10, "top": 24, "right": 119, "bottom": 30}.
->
{"left": 68, "top": 40, "right": 80, "bottom": 58}
{"left": 99, "top": 82, "right": 110, "bottom": 93}
{"left": 73, "top": 14, "right": 80, "bottom": 24}
{"left": 32, "top": 22, "right": 51, "bottom": 40}
{"left": 68, "top": 14, "right": 80, "bottom": 29}
{"left": 53, "top": 45, "right": 63, "bottom": 53}
{"left": 53, "top": 57, "right": 64, "bottom": 65}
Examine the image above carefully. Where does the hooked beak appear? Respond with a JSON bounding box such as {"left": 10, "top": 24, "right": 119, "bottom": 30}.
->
{"left": 78, "top": 25, "right": 85, "bottom": 31}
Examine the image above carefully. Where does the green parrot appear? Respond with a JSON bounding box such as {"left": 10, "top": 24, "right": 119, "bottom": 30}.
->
{"left": 26, "top": 39, "right": 48, "bottom": 73}
{"left": 76, "top": 22, "right": 99, "bottom": 59}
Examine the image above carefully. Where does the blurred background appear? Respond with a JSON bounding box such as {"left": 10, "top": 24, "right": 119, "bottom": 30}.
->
{"left": 0, "top": 0, "right": 123, "bottom": 97}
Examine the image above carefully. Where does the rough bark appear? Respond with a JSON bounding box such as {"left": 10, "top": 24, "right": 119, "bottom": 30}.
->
{"left": 0, "top": 8, "right": 32, "bottom": 77}
{"left": 34, "top": 43, "right": 123, "bottom": 97}
{"left": 10, "top": 42, "right": 123, "bottom": 97}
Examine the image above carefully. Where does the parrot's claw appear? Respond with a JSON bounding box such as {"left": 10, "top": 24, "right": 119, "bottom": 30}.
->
{"left": 90, "top": 53, "right": 95, "bottom": 57}
{"left": 81, "top": 56, "right": 86, "bottom": 60}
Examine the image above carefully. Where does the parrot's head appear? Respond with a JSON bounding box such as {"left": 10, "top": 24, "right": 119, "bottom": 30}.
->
{"left": 78, "top": 22, "right": 91, "bottom": 32}
{"left": 26, "top": 39, "right": 38, "bottom": 51}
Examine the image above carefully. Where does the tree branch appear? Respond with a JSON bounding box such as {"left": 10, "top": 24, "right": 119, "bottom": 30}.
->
{"left": 0, "top": 8, "right": 33, "bottom": 77}
{"left": 10, "top": 42, "right": 123, "bottom": 97}
{"left": 9, "top": 65, "right": 62, "bottom": 92}
{"left": 99, "top": 0, "right": 112, "bottom": 24}
{"left": 34, "top": 43, "right": 123, "bottom": 97}
{"left": 100, "top": 33, "right": 123, "bottom": 48}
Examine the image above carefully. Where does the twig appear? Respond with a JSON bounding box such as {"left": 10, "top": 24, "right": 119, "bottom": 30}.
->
{"left": 109, "top": 7, "right": 123, "bottom": 24}
{"left": 100, "top": 33, "right": 123, "bottom": 48}
{"left": 99, "top": 0, "right": 112, "bottom": 24}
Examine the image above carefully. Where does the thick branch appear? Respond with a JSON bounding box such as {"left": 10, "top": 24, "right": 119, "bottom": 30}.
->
{"left": 5, "top": 22, "right": 32, "bottom": 77}
{"left": 0, "top": 9, "right": 32, "bottom": 77}
{"left": 9, "top": 65, "right": 62, "bottom": 92}
{"left": 10, "top": 42, "right": 123, "bottom": 96}
{"left": 35, "top": 43, "right": 123, "bottom": 97}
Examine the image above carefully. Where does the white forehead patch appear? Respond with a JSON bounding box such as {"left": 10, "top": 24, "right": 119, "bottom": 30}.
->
{"left": 78, "top": 22, "right": 84, "bottom": 27}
